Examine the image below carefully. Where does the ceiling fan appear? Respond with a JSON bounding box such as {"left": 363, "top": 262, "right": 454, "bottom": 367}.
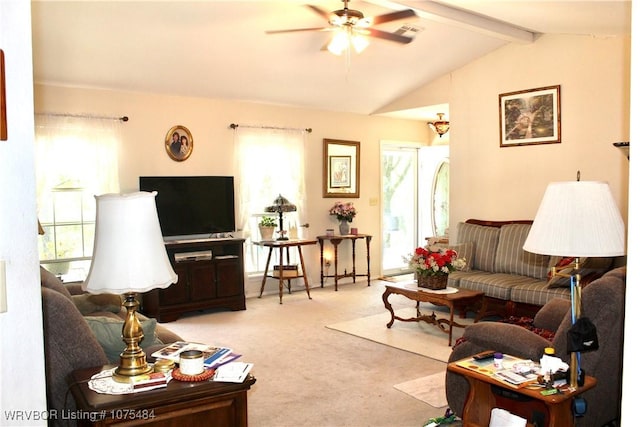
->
{"left": 266, "top": 1, "right": 417, "bottom": 55}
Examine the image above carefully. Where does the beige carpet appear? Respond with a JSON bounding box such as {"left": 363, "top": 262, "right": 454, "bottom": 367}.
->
{"left": 326, "top": 306, "right": 473, "bottom": 363}
{"left": 160, "top": 280, "right": 455, "bottom": 427}
{"left": 394, "top": 371, "right": 448, "bottom": 408}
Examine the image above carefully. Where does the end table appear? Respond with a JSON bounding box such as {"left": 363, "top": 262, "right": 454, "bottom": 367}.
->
{"left": 67, "top": 365, "right": 256, "bottom": 426}
{"left": 447, "top": 361, "right": 595, "bottom": 426}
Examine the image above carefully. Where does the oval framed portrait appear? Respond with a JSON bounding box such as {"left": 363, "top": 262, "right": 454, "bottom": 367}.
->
{"left": 165, "top": 125, "right": 193, "bottom": 161}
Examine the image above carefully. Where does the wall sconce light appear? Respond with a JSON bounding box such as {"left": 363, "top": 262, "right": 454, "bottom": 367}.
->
{"left": 428, "top": 113, "right": 450, "bottom": 138}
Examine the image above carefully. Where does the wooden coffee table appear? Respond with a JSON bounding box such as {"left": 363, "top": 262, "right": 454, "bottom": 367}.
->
{"left": 382, "top": 282, "right": 484, "bottom": 346}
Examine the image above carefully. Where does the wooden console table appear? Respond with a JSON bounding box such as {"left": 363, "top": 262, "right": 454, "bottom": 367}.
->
{"left": 254, "top": 239, "right": 316, "bottom": 304}
{"left": 317, "top": 234, "right": 372, "bottom": 291}
{"left": 67, "top": 365, "right": 256, "bottom": 426}
{"left": 447, "top": 360, "right": 596, "bottom": 427}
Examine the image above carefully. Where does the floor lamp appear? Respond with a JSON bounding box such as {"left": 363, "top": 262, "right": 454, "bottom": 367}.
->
{"left": 523, "top": 178, "right": 626, "bottom": 388}
{"left": 83, "top": 191, "right": 177, "bottom": 383}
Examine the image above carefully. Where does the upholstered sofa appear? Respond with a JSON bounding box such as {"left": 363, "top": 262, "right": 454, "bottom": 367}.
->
{"left": 445, "top": 266, "right": 626, "bottom": 427}
{"left": 40, "top": 266, "right": 182, "bottom": 425}
{"left": 448, "top": 219, "right": 623, "bottom": 318}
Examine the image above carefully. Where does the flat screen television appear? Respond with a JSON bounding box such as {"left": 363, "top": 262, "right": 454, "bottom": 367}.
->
{"left": 139, "top": 176, "right": 235, "bottom": 239}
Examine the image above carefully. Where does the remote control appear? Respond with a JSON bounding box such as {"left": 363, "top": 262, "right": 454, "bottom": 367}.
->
{"left": 472, "top": 351, "right": 495, "bottom": 361}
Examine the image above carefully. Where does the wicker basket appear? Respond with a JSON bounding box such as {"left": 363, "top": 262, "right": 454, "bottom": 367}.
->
{"left": 417, "top": 274, "right": 448, "bottom": 290}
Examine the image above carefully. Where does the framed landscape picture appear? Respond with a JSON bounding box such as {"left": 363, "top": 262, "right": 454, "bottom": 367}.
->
{"left": 499, "top": 85, "right": 561, "bottom": 147}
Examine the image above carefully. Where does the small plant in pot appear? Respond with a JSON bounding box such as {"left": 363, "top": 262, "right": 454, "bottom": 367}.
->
{"left": 259, "top": 216, "right": 277, "bottom": 241}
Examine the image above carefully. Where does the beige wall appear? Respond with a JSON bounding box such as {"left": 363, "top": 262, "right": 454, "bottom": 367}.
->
{"left": 448, "top": 34, "right": 629, "bottom": 241}
{"left": 34, "top": 85, "right": 430, "bottom": 295}
{"left": 33, "top": 34, "right": 631, "bottom": 295}
{"left": 1, "top": 1, "right": 48, "bottom": 422}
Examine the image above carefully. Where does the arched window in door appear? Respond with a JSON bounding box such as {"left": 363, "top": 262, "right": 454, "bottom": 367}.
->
{"left": 432, "top": 158, "right": 450, "bottom": 237}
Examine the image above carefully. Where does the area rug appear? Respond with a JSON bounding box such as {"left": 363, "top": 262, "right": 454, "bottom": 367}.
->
{"left": 325, "top": 307, "right": 473, "bottom": 363}
{"left": 394, "top": 371, "right": 448, "bottom": 408}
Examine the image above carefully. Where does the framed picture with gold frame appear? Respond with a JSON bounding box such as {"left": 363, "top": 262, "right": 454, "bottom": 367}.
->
{"left": 165, "top": 125, "right": 193, "bottom": 161}
{"left": 323, "top": 138, "right": 360, "bottom": 198}
{"left": 499, "top": 85, "right": 561, "bottom": 147}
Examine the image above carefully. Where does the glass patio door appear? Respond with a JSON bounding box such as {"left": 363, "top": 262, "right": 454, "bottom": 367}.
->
{"left": 381, "top": 146, "right": 418, "bottom": 276}
{"left": 381, "top": 144, "right": 450, "bottom": 277}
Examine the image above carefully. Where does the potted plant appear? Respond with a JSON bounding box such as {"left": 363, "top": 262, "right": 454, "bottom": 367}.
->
{"left": 259, "top": 216, "right": 277, "bottom": 241}
{"left": 328, "top": 201, "right": 356, "bottom": 235}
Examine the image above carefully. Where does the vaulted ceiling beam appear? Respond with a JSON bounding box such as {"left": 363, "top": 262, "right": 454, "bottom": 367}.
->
{"left": 366, "top": 0, "right": 537, "bottom": 43}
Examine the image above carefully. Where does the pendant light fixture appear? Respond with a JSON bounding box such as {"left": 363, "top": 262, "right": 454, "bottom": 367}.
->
{"left": 428, "top": 113, "right": 450, "bottom": 138}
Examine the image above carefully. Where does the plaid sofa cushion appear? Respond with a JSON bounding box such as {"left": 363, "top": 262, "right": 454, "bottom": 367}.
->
{"left": 510, "top": 281, "right": 570, "bottom": 306}
{"left": 456, "top": 222, "right": 501, "bottom": 272}
{"left": 494, "top": 223, "right": 550, "bottom": 280}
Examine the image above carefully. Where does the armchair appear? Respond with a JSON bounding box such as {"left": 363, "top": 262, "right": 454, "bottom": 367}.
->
{"left": 446, "top": 267, "right": 626, "bottom": 427}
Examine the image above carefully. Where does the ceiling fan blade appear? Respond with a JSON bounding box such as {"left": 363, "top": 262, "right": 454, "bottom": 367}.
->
{"left": 370, "top": 9, "right": 416, "bottom": 25}
{"left": 266, "top": 27, "right": 328, "bottom": 34}
{"left": 306, "top": 4, "right": 333, "bottom": 20}
{"left": 365, "top": 28, "right": 413, "bottom": 44}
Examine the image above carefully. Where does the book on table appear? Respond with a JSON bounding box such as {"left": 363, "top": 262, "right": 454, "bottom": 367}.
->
{"left": 151, "top": 341, "right": 233, "bottom": 368}
{"left": 455, "top": 352, "right": 539, "bottom": 388}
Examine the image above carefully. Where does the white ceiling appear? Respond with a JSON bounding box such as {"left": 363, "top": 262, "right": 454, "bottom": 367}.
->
{"left": 30, "top": 1, "right": 631, "bottom": 121}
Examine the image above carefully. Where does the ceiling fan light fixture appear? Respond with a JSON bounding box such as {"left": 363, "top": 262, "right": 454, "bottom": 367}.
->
{"left": 351, "top": 33, "right": 369, "bottom": 53}
{"left": 428, "top": 113, "right": 450, "bottom": 137}
{"left": 328, "top": 29, "right": 349, "bottom": 55}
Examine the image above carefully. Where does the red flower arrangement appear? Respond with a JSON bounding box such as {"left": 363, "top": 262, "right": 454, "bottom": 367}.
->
{"left": 404, "top": 246, "right": 466, "bottom": 276}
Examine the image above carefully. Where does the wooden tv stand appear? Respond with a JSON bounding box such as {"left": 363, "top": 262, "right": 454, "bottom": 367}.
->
{"left": 141, "top": 238, "right": 246, "bottom": 322}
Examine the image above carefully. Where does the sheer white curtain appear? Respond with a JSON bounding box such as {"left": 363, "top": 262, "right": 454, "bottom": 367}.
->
{"left": 35, "top": 114, "right": 121, "bottom": 199}
{"left": 234, "top": 127, "right": 307, "bottom": 272}
{"left": 34, "top": 114, "right": 121, "bottom": 274}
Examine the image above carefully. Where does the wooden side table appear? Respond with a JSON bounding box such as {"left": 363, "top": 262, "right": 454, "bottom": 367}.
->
{"left": 317, "top": 234, "right": 372, "bottom": 291}
{"left": 67, "top": 365, "right": 256, "bottom": 426}
{"left": 254, "top": 239, "right": 316, "bottom": 303}
{"left": 447, "top": 361, "right": 596, "bottom": 427}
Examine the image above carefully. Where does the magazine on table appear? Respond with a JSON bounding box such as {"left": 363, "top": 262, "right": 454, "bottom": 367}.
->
{"left": 151, "top": 341, "right": 232, "bottom": 367}
{"left": 455, "top": 352, "right": 538, "bottom": 387}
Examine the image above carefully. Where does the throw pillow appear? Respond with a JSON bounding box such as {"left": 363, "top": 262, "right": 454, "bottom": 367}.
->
{"left": 84, "top": 316, "right": 163, "bottom": 363}
{"left": 449, "top": 242, "right": 474, "bottom": 272}
{"left": 547, "top": 257, "right": 614, "bottom": 288}
{"left": 72, "top": 293, "right": 122, "bottom": 315}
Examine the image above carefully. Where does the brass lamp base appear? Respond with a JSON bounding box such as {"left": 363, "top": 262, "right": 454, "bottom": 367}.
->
{"left": 552, "top": 260, "right": 582, "bottom": 388}
{"left": 112, "top": 292, "right": 153, "bottom": 383}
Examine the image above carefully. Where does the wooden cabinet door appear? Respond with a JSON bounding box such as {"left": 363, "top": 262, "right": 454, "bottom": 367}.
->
{"left": 159, "top": 262, "right": 190, "bottom": 305}
{"left": 190, "top": 261, "right": 217, "bottom": 300}
{"left": 216, "top": 258, "right": 242, "bottom": 297}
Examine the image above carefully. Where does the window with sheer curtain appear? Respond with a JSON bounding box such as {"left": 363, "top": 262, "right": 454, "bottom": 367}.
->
{"left": 34, "top": 114, "right": 121, "bottom": 278}
{"left": 233, "top": 127, "right": 307, "bottom": 273}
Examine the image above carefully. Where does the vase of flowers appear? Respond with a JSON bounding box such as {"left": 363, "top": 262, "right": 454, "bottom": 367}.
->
{"left": 329, "top": 202, "right": 356, "bottom": 235}
{"left": 404, "top": 245, "right": 466, "bottom": 290}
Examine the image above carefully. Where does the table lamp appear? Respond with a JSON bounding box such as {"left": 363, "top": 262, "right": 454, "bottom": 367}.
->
{"left": 83, "top": 192, "right": 177, "bottom": 383}
{"left": 265, "top": 194, "right": 297, "bottom": 241}
{"left": 523, "top": 177, "right": 626, "bottom": 388}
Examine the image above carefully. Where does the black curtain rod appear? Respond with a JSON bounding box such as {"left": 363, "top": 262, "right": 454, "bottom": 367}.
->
{"left": 36, "top": 112, "right": 129, "bottom": 122}
{"left": 229, "top": 123, "right": 311, "bottom": 133}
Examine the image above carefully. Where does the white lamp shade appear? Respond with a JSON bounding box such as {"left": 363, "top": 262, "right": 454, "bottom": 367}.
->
{"left": 83, "top": 191, "right": 177, "bottom": 294}
{"left": 523, "top": 181, "right": 626, "bottom": 257}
